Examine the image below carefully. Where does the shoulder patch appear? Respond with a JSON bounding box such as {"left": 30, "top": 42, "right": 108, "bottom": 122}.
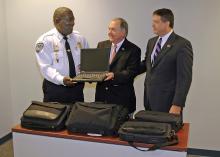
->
{"left": 35, "top": 42, "right": 44, "bottom": 53}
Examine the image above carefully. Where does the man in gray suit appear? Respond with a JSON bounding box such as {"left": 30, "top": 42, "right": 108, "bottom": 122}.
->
{"left": 140, "top": 8, "right": 193, "bottom": 114}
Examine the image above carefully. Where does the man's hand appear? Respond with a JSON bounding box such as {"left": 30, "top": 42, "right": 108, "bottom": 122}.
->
{"left": 63, "top": 76, "right": 77, "bottom": 86}
{"left": 169, "top": 105, "right": 182, "bottom": 115}
{"left": 104, "top": 72, "right": 114, "bottom": 81}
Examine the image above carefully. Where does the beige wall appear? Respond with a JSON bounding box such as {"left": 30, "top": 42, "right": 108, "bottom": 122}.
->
{"left": 0, "top": 0, "right": 13, "bottom": 138}
{"left": 1, "top": 0, "right": 220, "bottom": 150}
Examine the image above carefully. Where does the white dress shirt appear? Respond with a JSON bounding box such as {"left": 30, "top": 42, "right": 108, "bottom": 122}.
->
{"left": 151, "top": 30, "right": 173, "bottom": 63}
{"left": 35, "top": 28, "right": 89, "bottom": 85}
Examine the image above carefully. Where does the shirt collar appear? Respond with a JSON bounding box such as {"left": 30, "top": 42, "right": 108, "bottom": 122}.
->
{"left": 111, "top": 38, "right": 125, "bottom": 50}
{"left": 159, "top": 29, "right": 173, "bottom": 41}
{"left": 54, "top": 28, "right": 72, "bottom": 41}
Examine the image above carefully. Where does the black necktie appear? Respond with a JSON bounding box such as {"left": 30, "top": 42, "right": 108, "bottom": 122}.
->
{"left": 63, "top": 36, "right": 76, "bottom": 78}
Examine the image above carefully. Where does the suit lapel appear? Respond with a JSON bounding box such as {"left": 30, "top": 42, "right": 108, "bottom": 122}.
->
{"left": 110, "top": 39, "right": 128, "bottom": 67}
{"left": 147, "top": 37, "right": 158, "bottom": 71}
{"left": 103, "top": 41, "right": 112, "bottom": 59}
{"left": 149, "top": 37, "right": 158, "bottom": 56}
{"left": 149, "top": 37, "right": 158, "bottom": 59}
{"left": 152, "top": 32, "right": 176, "bottom": 69}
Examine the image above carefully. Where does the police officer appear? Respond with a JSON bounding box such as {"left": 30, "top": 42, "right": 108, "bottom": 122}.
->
{"left": 35, "top": 7, "right": 89, "bottom": 103}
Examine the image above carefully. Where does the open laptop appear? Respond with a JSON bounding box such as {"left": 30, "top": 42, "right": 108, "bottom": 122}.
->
{"left": 72, "top": 48, "right": 110, "bottom": 82}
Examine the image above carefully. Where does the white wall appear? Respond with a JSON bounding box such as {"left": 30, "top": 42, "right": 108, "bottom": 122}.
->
{"left": 2, "top": 0, "right": 220, "bottom": 150}
{"left": 0, "top": 0, "right": 13, "bottom": 138}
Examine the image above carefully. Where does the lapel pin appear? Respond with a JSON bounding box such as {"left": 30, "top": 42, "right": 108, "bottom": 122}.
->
{"left": 167, "top": 44, "right": 171, "bottom": 48}
{"left": 122, "top": 47, "right": 125, "bottom": 51}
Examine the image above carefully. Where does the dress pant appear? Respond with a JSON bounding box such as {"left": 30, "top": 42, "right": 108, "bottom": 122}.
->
{"left": 42, "top": 79, "right": 84, "bottom": 103}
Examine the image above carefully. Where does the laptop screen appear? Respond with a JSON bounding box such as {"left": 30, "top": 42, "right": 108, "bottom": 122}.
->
{"left": 80, "top": 48, "right": 110, "bottom": 72}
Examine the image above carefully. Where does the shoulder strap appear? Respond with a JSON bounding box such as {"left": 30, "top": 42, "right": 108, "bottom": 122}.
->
{"left": 128, "top": 136, "right": 178, "bottom": 151}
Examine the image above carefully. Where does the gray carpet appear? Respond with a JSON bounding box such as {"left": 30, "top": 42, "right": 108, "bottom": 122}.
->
{"left": 0, "top": 139, "right": 202, "bottom": 157}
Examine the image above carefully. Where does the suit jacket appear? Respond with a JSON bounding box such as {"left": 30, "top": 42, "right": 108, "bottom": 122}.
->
{"left": 140, "top": 32, "right": 193, "bottom": 112}
{"left": 95, "top": 38, "right": 141, "bottom": 113}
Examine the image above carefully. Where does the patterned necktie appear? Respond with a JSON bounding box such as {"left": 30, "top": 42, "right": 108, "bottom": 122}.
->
{"left": 109, "top": 44, "right": 117, "bottom": 64}
{"left": 63, "top": 36, "right": 76, "bottom": 78}
{"left": 152, "top": 37, "right": 162, "bottom": 65}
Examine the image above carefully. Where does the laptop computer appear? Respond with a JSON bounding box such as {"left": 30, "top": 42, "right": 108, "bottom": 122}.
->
{"left": 72, "top": 48, "right": 110, "bottom": 82}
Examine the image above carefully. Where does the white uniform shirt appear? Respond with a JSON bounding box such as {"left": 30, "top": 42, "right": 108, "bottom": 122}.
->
{"left": 35, "top": 28, "right": 89, "bottom": 85}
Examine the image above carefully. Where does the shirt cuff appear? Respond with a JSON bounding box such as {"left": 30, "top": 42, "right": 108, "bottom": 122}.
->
{"left": 56, "top": 75, "right": 65, "bottom": 85}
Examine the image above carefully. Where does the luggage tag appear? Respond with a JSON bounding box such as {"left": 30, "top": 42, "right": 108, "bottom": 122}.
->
{"left": 87, "top": 133, "right": 102, "bottom": 137}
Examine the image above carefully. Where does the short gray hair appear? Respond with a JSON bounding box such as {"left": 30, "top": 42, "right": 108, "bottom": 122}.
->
{"left": 112, "top": 17, "right": 128, "bottom": 37}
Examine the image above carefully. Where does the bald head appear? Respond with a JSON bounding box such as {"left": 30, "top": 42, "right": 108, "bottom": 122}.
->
{"left": 53, "top": 7, "right": 75, "bottom": 36}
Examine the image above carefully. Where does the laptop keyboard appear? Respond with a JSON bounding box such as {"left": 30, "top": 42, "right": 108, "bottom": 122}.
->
{"left": 72, "top": 72, "right": 107, "bottom": 82}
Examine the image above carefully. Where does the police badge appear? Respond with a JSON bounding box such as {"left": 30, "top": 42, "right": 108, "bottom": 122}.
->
{"left": 76, "top": 42, "right": 82, "bottom": 49}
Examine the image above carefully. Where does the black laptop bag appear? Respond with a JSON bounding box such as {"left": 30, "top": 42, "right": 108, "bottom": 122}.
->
{"left": 118, "top": 121, "right": 178, "bottom": 151}
{"left": 21, "top": 101, "right": 71, "bottom": 131}
{"left": 66, "top": 102, "right": 129, "bottom": 136}
{"left": 134, "top": 110, "right": 183, "bottom": 132}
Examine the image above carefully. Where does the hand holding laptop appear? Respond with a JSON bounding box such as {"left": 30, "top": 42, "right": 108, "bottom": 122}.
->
{"left": 104, "top": 72, "right": 114, "bottom": 81}
{"left": 63, "top": 76, "right": 77, "bottom": 86}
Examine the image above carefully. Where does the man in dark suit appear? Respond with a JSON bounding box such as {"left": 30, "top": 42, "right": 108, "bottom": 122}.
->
{"left": 140, "top": 8, "right": 193, "bottom": 114}
{"left": 95, "top": 18, "right": 141, "bottom": 114}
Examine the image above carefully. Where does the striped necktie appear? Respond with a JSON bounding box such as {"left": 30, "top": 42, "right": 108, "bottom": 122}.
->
{"left": 152, "top": 37, "right": 162, "bottom": 65}
{"left": 109, "top": 44, "right": 117, "bottom": 64}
